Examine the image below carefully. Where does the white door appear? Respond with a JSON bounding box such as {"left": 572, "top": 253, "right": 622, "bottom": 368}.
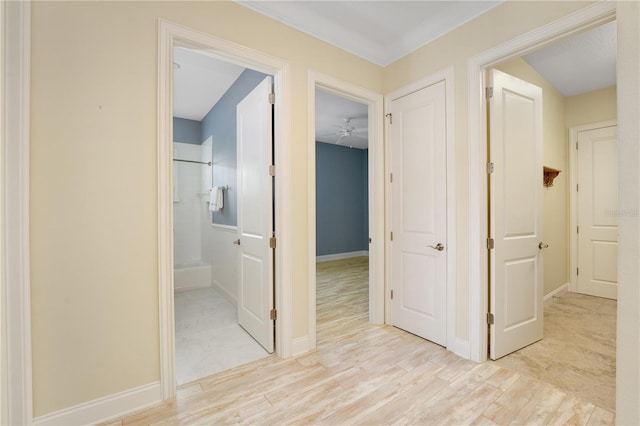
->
{"left": 389, "top": 80, "right": 447, "bottom": 346}
{"left": 236, "top": 76, "right": 274, "bottom": 353}
{"left": 577, "top": 125, "right": 618, "bottom": 299}
{"left": 489, "top": 69, "right": 543, "bottom": 360}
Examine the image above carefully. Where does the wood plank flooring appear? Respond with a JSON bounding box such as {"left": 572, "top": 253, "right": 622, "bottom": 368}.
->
{"left": 103, "top": 257, "right": 614, "bottom": 425}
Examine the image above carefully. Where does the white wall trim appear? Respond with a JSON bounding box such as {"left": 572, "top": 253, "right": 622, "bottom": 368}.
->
{"left": 384, "top": 66, "right": 458, "bottom": 353}
{"left": 291, "top": 336, "right": 310, "bottom": 357}
{"left": 158, "top": 19, "right": 293, "bottom": 400}
{"left": 1, "top": 1, "right": 33, "bottom": 424}
{"left": 568, "top": 120, "right": 617, "bottom": 294}
{"left": 544, "top": 282, "right": 569, "bottom": 308}
{"left": 33, "top": 382, "right": 161, "bottom": 426}
{"left": 316, "top": 251, "right": 369, "bottom": 262}
{"left": 467, "top": 2, "right": 616, "bottom": 363}
{"left": 307, "top": 71, "right": 385, "bottom": 353}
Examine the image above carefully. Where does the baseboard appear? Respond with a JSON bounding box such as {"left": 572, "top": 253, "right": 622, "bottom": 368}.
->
{"left": 33, "top": 382, "right": 161, "bottom": 426}
{"left": 316, "top": 250, "right": 369, "bottom": 262}
{"left": 213, "top": 279, "right": 237, "bottom": 305}
{"left": 544, "top": 282, "right": 569, "bottom": 307}
{"left": 451, "top": 338, "right": 471, "bottom": 360}
{"left": 174, "top": 283, "right": 211, "bottom": 292}
{"left": 291, "top": 336, "right": 310, "bottom": 357}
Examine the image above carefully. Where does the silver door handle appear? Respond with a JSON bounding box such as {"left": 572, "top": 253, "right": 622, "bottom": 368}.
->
{"left": 539, "top": 242, "right": 548, "bottom": 249}
{"left": 428, "top": 243, "right": 445, "bottom": 251}
{"left": 233, "top": 239, "right": 241, "bottom": 246}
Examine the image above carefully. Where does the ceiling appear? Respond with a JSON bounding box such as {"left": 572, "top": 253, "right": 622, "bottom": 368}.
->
{"left": 316, "top": 89, "right": 368, "bottom": 149}
{"left": 237, "top": 1, "right": 503, "bottom": 67}
{"left": 174, "top": 3, "right": 617, "bottom": 144}
{"left": 173, "top": 47, "right": 245, "bottom": 121}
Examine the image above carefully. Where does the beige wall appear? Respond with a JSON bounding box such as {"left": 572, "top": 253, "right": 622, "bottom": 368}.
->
{"left": 30, "top": 0, "right": 382, "bottom": 417}
{"left": 565, "top": 85, "right": 617, "bottom": 128}
{"left": 495, "top": 58, "right": 568, "bottom": 296}
{"left": 30, "top": 0, "right": 640, "bottom": 421}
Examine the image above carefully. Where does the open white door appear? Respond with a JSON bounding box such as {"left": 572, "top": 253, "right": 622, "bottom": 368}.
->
{"left": 577, "top": 125, "right": 618, "bottom": 299}
{"left": 236, "top": 76, "right": 274, "bottom": 353}
{"left": 489, "top": 69, "right": 543, "bottom": 360}
{"left": 389, "top": 80, "right": 447, "bottom": 346}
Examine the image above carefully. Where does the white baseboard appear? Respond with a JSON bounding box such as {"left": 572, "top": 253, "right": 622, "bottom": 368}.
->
{"left": 213, "top": 279, "right": 237, "bottom": 305}
{"left": 451, "top": 338, "right": 471, "bottom": 360}
{"left": 291, "top": 336, "right": 310, "bottom": 357}
{"left": 544, "top": 282, "right": 569, "bottom": 307}
{"left": 33, "top": 382, "right": 161, "bottom": 426}
{"left": 316, "top": 250, "right": 369, "bottom": 262}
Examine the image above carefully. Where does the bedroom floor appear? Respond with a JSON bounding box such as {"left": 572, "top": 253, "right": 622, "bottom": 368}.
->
{"left": 174, "top": 287, "right": 269, "bottom": 385}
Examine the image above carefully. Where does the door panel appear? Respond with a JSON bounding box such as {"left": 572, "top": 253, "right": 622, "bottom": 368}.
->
{"left": 390, "top": 80, "right": 447, "bottom": 346}
{"left": 577, "top": 125, "right": 618, "bottom": 299}
{"left": 237, "top": 76, "right": 274, "bottom": 353}
{"left": 490, "top": 69, "right": 543, "bottom": 360}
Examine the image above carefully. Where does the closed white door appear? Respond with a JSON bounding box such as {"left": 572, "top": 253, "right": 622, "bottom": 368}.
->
{"left": 389, "top": 80, "right": 447, "bottom": 346}
{"left": 236, "top": 76, "right": 274, "bottom": 353}
{"left": 577, "top": 125, "right": 618, "bottom": 300}
{"left": 489, "top": 69, "right": 544, "bottom": 360}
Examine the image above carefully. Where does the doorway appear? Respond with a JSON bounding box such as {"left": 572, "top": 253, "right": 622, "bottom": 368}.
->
{"left": 171, "top": 47, "right": 274, "bottom": 385}
{"left": 484, "top": 19, "right": 618, "bottom": 411}
{"left": 158, "top": 20, "right": 292, "bottom": 399}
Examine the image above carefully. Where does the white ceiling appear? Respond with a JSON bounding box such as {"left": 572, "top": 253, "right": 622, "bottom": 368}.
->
{"left": 173, "top": 47, "right": 245, "bottom": 121}
{"left": 237, "top": 0, "right": 503, "bottom": 67}
{"left": 316, "top": 89, "right": 368, "bottom": 149}
{"left": 522, "top": 21, "right": 617, "bottom": 97}
{"left": 174, "top": 3, "right": 617, "bottom": 142}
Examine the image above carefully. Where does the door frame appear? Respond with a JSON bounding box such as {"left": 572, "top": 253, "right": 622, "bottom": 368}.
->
{"left": 467, "top": 2, "right": 616, "bottom": 363}
{"left": 158, "top": 20, "right": 293, "bottom": 399}
{"left": 384, "top": 67, "right": 459, "bottom": 354}
{"left": 568, "top": 119, "right": 617, "bottom": 294}
{"left": 306, "top": 71, "right": 384, "bottom": 352}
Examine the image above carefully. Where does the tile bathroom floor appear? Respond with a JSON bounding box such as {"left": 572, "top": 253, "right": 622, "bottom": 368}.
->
{"left": 174, "top": 287, "right": 269, "bottom": 385}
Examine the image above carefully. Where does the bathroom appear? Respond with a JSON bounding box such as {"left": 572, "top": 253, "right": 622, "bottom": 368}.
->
{"left": 172, "top": 46, "right": 271, "bottom": 385}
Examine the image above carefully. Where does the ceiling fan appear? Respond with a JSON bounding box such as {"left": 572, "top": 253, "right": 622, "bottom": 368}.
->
{"left": 322, "top": 117, "right": 368, "bottom": 146}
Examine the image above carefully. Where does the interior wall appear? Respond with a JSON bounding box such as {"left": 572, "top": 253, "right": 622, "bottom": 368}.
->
{"left": 315, "top": 142, "right": 369, "bottom": 257}
{"left": 173, "top": 117, "right": 201, "bottom": 145}
{"left": 201, "top": 68, "right": 268, "bottom": 227}
{"left": 565, "top": 85, "right": 617, "bottom": 128}
{"left": 29, "top": 0, "right": 383, "bottom": 417}
{"left": 495, "top": 57, "right": 568, "bottom": 296}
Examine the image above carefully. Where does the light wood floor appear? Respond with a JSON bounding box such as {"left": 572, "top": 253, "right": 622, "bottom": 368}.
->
{"left": 103, "top": 257, "right": 614, "bottom": 425}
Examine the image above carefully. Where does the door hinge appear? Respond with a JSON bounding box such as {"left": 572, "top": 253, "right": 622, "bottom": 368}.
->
{"left": 269, "top": 236, "right": 276, "bottom": 249}
{"left": 268, "top": 92, "right": 275, "bottom": 104}
{"left": 390, "top": 289, "right": 394, "bottom": 300}
{"left": 390, "top": 173, "right": 393, "bottom": 183}
{"left": 577, "top": 226, "right": 579, "bottom": 234}
{"left": 487, "top": 237, "right": 495, "bottom": 250}
{"left": 576, "top": 141, "right": 579, "bottom": 150}
{"left": 390, "top": 231, "right": 393, "bottom": 241}
{"left": 486, "top": 87, "right": 494, "bottom": 99}
{"left": 385, "top": 113, "right": 393, "bottom": 124}
{"left": 270, "top": 309, "right": 277, "bottom": 320}
{"left": 487, "top": 312, "right": 495, "bottom": 325}
{"left": 269, "top": 165, "right": 276, "bottom": 176}
{"left": 487, "top": 162, "right": 495, "bottom": 174}
{"left": 368, "top": 237, "right": 372, "bottom": 244}
{"left": 576, "top": 183, "right": 579, "bottom": 192}
{"left": 577, "top": 268, "right": 579, "bottom": 276}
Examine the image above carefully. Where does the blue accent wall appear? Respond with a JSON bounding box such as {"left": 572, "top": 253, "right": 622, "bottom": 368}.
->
{"left": 201, "top": 69, "right": 269, "bottom": 226}
{"left": 173, "top": 117, "right": 202, "bottom": 144}
{"left": 316, "top": 142, "right": 369, "bottom": 256}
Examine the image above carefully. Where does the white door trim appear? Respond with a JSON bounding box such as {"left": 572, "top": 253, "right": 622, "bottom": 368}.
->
{"left": 1, "top": 1, "right": 33, "bottom": 424}
{"left": 307, "top": 71, "right": 384, "bottom": 353}
{"left": 467, "top": 2, "right": 616, "bottom": 362}
{"left": 568, "top": 119, "right": 617, "bottom": 294}
{"left": 158, "top": 19, "right": 293, "bottom": 399}
{"left": 384, "top": 67, "right": 459, "bottom": 355}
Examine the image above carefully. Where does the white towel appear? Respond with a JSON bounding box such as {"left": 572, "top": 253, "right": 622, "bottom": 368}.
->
{"left": 209, "top": 186, "right": 223, "bottom": 212}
